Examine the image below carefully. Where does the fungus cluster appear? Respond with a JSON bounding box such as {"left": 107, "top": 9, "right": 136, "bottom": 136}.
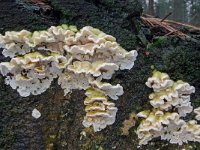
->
{"left": 136, "top": 70, "right": 200, "bottom": 145}
{"left": 0, "top": 25, "right": 138, "bottom": 131}
{"left": 82, "top": 88, "right": 118, "bottom": 132}
{"left": 194, "top": 107, "right": 200, "bottom": 121}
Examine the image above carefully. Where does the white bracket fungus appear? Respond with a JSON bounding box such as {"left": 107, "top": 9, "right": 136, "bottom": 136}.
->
{"left": 82, "top": 88, "right": 118, "bottom": 132}
{"left": 0, "top": 25, "right": 137, "bottom": 132}
{"left": 32, "top": 108, "right": 41, "bottom": 119}
{"left": 146, "top": 71, "right": 195, "bottom": 117}
{"left": 146, "top": 70, "right": 174, "bottom": 92}
{"left": 194, "top": 107, "right": 200, "bottom": 121}
{"left": 136, "top": 70, "right": 200, "bottom": 145}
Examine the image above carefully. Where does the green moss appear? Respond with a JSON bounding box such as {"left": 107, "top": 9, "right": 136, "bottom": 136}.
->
{"left": 147, "top": 36, "right": 166, "bottom": 49}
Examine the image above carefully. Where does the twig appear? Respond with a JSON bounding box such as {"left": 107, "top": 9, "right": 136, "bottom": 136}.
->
{"left": 141, "top": 15, "right": 192, "bottom": 37}
{"left": 165, "top": 30, "right": 176, "bottom": 36}
{"left": 165, "top": 20, "right": 200, "bottom": 31}
{"left": 161, "top": 12, "right": 172, "bottom": 22}
{"left": 31, "top": 0, "right": 52, "bottom": 9}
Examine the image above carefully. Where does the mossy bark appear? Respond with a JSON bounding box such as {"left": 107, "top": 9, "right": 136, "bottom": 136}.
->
{"left": 0, "top": 1, "right": 200, "bottom": 150}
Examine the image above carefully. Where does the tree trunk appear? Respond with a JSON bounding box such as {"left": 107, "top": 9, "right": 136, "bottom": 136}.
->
{"left": 190, "top": 0, "right": 200, "bottom": 26}
{"left": 173, "top": 0, "right": 179, "bottom": 21}
{"left": 1, "top": 1, "right": 200, "bottom": 150}
{"left": 173, "top": 0, "right": 186, "bottom": 22}
{"left": 148, "top": 0, "right": 154, "bottom": 15}
{"left": 141, "top": 0, "right": 148, "bottom": 13}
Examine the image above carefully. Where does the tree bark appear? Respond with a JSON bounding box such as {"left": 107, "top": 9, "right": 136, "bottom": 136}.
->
{"left": 148, "top": 0, "right": 154, "bottom": 15}
{"left": 0, "top": 0, "right": 200, "bottom": 150}
{"left": 141, "top": 0, "right": 148, "bottom": 13}
{"left": 173, "top": 0, "right": 186, "bottom": 22}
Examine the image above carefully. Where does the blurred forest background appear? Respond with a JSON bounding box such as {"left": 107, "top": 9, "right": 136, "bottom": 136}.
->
{"left": 142, "top": 0, "right": 200, "bottom": 26}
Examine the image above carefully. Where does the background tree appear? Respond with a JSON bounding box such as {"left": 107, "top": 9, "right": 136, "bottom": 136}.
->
{"left": 190, "top": 0, "right": 200, "bottom": 26}
{"left": 141, "top": 0, "right": 148, "bottom": 14}
{"left": 155, "top": 0, "right": 173, "bottom": 19}
{"left": 173, "top": 0, "right": 186, "bottom": 22}
{"left": 148, "top": 0, "right": 154, "bottom": 15}
{"left": 142, "top": 0, "right": 200, "bottom": 27}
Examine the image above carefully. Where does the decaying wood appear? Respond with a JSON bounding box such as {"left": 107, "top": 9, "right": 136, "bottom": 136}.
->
{"left": 141, "top": 14, "right": 200, "bottom": 37}
{"left": 161, "top": 12, "right": 172, "bottom": 22}
{"left": 165, "top": 20, "right": 200, "bottom": 31}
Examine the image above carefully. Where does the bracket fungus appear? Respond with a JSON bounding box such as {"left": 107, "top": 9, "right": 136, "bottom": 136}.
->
{"left": 32, "top": 108, "right": 41, "bottom": 119}
{"left": 194, "top": 107, "right": 200, "bottom": 121}
{"left": 82, "top": 88, "right": 118, "bottom": 132}
{"left": 136, "top": 70, "right": 200, "bottom": 145}
{"left": 0, "top": 25, "right": 138, "bottom": 131}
